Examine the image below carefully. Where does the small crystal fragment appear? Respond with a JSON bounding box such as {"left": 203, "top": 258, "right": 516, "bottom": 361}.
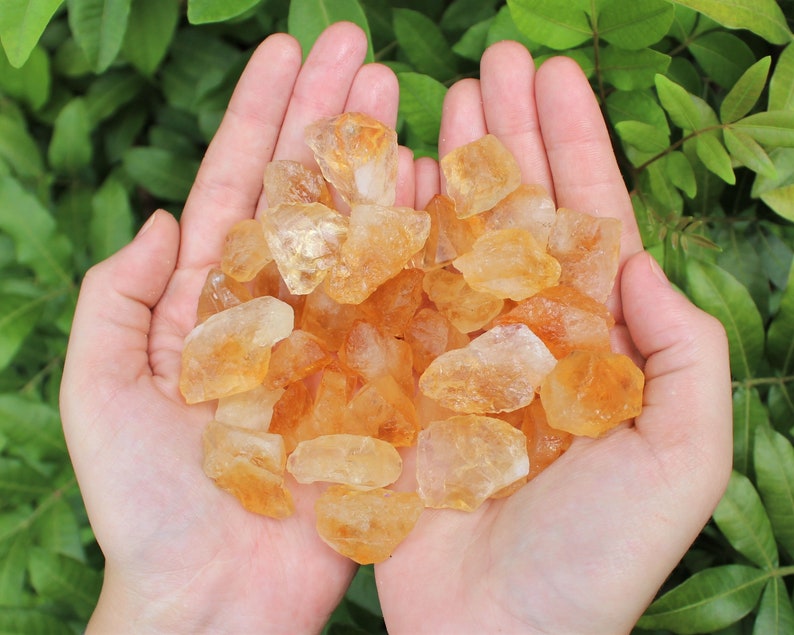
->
{"left": 521, "top": 399, "right": 573, "bottom": 479}
{"left": 215, "top": 457, "right": 294, "bottom": 518}
{"left": 306, "top": 364, "right": 358, "bottom": 439}
{"left": 339, "top": 320, "right": 414, "bottom": 396}
{"left": 215, "top": 385, "right": 285, "bottom": 430}
{"left": 179, "top": 296, "right": 294, "bottom": 404}
{"left": 263, "top": 329, "right": 333, "bottom": 389}
{"left": 357, "top": 268, "right": 425, "bottom": 337}
{"left": 287, "top": 434, "right": 402, "bottom": 489}
{"left": 263, "top": 159, "right": 333, "bottom": 207}
{"left": 268, "top": 381, "right": 313, "bottom": 453}
{"left": 344, "top": 375, "right": 421, "bottom": 446}
{"left": 305, "top": 112, "right": 399, "bottom": 207}
{"left": 453, "top": 228, "right": 561, "bottom": 301}
{"left": 300, "top": 284, "right": 359, "bottom": 351}
{"left": 405, "top": 307, "right": 470, "bottom": 374}
{"left": 540, "top": 350, "right": 644, "bottom": 437}
{"left": 315, "top": 485, "right": 423, "bottom": 564}
{"left": 220, "top": 219, "right": 273, "bottom": 282}
{"left": 422, "top": 268, "right": 504, "bottom": 333}
{"left": 416, "top": 415, "right": 529, "bottom": 511}
{"left": 483, "top": 184, "right": 556, "bottom": 248}
{"left": 441, "top": 135, "right": 521, "bottom": 218}
{"left": 410, "top": 194, "right": 481, "bottom": 270}
{"left": 196, "top": 268, "right": 252, "bottom": 324}
{"left": 419, "top": 323, "right": 556, "bottom": 414}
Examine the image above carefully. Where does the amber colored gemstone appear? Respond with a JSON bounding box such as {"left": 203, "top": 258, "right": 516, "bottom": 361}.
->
{"left": 410, "top": 194, "right": 481, "bottom": 270}
{"left": 215, "top": 385, "right": 285, "bottom": 430}
{"left": 300, "top": 284, "right": 359, "bottom": 351}
{"left": 220, "top": 219, "right": 273, "bottom": 283}
{"left": 338, "top": 321, "right": 414, "bottom": 397}
{"left": 540, "top": 350, "right": 644, "bottom": 438}
{"left": 422, "top": 268, "right": 504, "bottom": 333}
{"left": 263, "top": 329, "right": 333, "bottom": 390}
{"left": 405, "top": 307, "right": 470, "bottom": 374}
{"left": 547, "top": 207, "right": 622, "bottom": 303}
{"left": 494, "top": 285, "right": 614, "bottom": 359}
{"left": 215, "top": 457, "right": 294, "bottom": 518}
{"left": 196, "top": 268, "right": 252, "bottom": 324}
{"left": 325, "top": 205, "right": 431, "bottom": 305}
{"left": 521, "top": 399, "right": 573, "bottom": 480}
{"left": 357, "top": 268, "right": 425, "bottom": 337}
{"left": 268, "top": 381, "right": 313, "bottom": 453}
{"left": 483, "top": 184, "right": 557, "bottom": 248}
{"left": 440, "top": 135, "right": 521, "bottom": 218}
{"left": 454, "top": 228, "right": 561, "bottom": 301}
{"left": 416, "top": 415, "right": 529, "bottom": 511}
{"left": 344, "top": 375, "right": 421, "bottom": 447}
{"left": 263, "top": 159, "right": 333, "bottom": 207}
{"left": 315, "top": 485, "right": 423, "bottom": 564}
{"left": 413, "top": 390, "right": 458, "bottom": 429}
{"left": 179, "top": 296, "right": 294, "bottom": 404}
{"left": 305, "top": 112, "right": 399, "bottom": 207}
{"left": 307, "top": 364, "right": 358, "bottom": 438}
{"left": 419, "top": 323, "right": 556, "bottom": 414}
{"left": 287, "top": 434, "right": 402, "bottom": 489}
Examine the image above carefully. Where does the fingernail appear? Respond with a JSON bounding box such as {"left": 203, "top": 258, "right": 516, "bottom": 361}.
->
{"left": 136, "top": 211, "right": 158, "bottom": 238}
{"left": 647, "top": 252, "right": 670, "bottom": 286}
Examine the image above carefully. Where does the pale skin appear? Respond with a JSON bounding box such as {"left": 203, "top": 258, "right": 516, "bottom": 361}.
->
{"left": 60, "top": 22, "right": 732, "bottom": 635}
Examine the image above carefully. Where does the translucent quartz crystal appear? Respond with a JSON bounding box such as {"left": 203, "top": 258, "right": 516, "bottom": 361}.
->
{"left": 405, "top": 307, "right": 470, "bottom": 374}
{"left": 547, "top": 207, "right": 622, "bottom": 303}
{"left": 300, "top": 284, "right": 359, "bottom": 351}
{"left": 196, "top": 268, "right": 252, "bottom": 324}
{"left": 483, "top": 184, "right": 557, "bottom": 248}
{"left": 521, "top": 399, "right": 573, "bottom": 480}
{"left": 325, "top": 204, "right": 431, "bottom": 305}
{"left": 180, "top": 296, "right": 294, "bottom": 404}
{"left": 220, "top": 219, "right": 273, "bottom": 283}
{"left": 344, "top": 375, "right": 421, "bottom": 446}
{"left": 357, "top": 268, "right": 424, "bottom": 337}
{"left": 453, "top": 228, "right": 562, "bottom": 301}
{"left": 305, "top": 112, "right": 398, "bottom": 207}
{"left": 494, "top": 285, "right": 614, "bottom": 359}
{"left": 263, "top": 329, "right": 332, "bottom": 390}
{"left": 315, "top": 485, "right": 423, "bottom": 564}
{"left": 339, "top": 320, "right": 414, "bottom": 397}
{"left": 250, "top": 261, "right": 308, "bottom": 325}
{"left": 541, "top": 350, "right": 644, "bottom": 437}
{"left": 215, "top": 385, "right": 285, "bottom": 430}
{"left": 262, "top": 202, "right": 348, "bottom": 295}
{"left": 413, "top": 390, "right": 457, "bottom": 429}
{"left": 202, "top": 420, "right": 293, "bottom": 518}
{"left": 263, "top": 159, "right": 333, "bottom": 207}
{"left": 410, "top": 194, "right": 481, "bottom": 270}
{"left": 269, "top": 381, "right": 313, "bottom": 453}
{"left": 416, "top": 415, "right": 529, "bottom": 511}
{"left": 286, "top": 434, "right": 402, "bottom": 489}
{"left": 419, "top": 323, "right": 556, "bottom": 414}
{"left": 307, "top": 364, "right": 357, "bottom": 438}
{"left": 422, "top": 268, "right": 504, "bottom": 333}
{"left": 440, "top": 135, "right": 521, "bottom": 218}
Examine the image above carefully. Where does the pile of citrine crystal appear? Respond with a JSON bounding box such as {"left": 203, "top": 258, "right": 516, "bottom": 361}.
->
{"left": 180, "top": 112, "right": 645, "bottom": 564}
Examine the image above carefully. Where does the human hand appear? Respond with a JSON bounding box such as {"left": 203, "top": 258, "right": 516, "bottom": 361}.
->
{"left": 374, "top": 42, "right": 733, "bottom": 635}
{"left": 60, "top": 23, "right": 414, "bottom": 634}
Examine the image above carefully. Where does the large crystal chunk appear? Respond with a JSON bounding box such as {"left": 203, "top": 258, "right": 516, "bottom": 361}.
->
{"left": 422, "top": 268, "right": 503, "bottom": 333}
{"left": 220, "top": 219, "right": 273, "bottom": 282}
{"left": 263, "top": 159, "right": 333, "bottom": 207}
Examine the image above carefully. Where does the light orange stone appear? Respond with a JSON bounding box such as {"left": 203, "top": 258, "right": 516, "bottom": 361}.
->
{"left": 214, "top": 457, "right": 294, "bottom": 518}
{"left": 357, "top": 268, "right": 425, "bottom": 337}
{"left": 419, "top": 323, "right": 556, "bottom": 414}
{"left": 547, "top": 207, "right": 622, "bottom": 303}
{"left": 305, "top": 112, "right": 398, "bottom": 207}
{"left": 483, "top": 184, "right": 556, "bottom": 247}
{"left": 422, "top": 268, "right": 504, "bottom": 333}
{"left": 540, "top": 350, "right": 644, "bottom": 438}
{"left": 300, "top": 284, "right": 359, "bottom": 351}
{"left": 441, "top": 135, "right": 521, "bottom": 218}
{"left": 220, "top": 219, "right": 273, "bottom": 282}
{"left": 263, "top": 159, "right": 333, "bottom": 207}
{"left": 263, "top": 329, "right": 333, "bottom": 390}
{"left": 416, "top": 415, "right": 529, "bottom": 511}
{"left": 410, "top": 194, "right": 481, "bottom": 270}
{"left": 269, "top": 381, "right": 313, "bottom": 453}
{"left": 325, "top": 204, "right": 431, "bottom": 305}
{"left": 344, "top": 375, "right": 421, "bottom": 447}
{"left": 215, "top": 385, "right": 285, "bottom": 430}
{"left": 453, "top": 228, "right": 561, "bottom": 301}
{"left": 405, "top": 307, "right": 470, "bottom": 374}
{"left": 287, "top": 434, "right": 402, "bottom": 489}
{"left": 179, "top": 296, "right": 294, "bottom": 404}
{"left": 306, "top": 364, "right": 358, "bottom": 439}
{"left": 315, "top": 485, "right": 423, "bottom": 564}
{"left": 521, "top": 399, "right": 573, "bottom": 480}
{"left": 196, "top": 268, "right": 252, "bottom": 324}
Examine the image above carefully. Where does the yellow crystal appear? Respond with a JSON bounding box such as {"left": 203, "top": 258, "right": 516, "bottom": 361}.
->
{"left": 422, "top": 268, "right": 504, "bottom": 333}
{"left": 220, "top": 219, "right": 273, "bottom": 283}
{"left": 263, "top": 159, "right": 333, "bottom": 207}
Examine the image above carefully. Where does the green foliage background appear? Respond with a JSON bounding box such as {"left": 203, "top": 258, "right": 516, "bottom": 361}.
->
{"left": 1, "top": 0, "right": 794, "bottom": 632}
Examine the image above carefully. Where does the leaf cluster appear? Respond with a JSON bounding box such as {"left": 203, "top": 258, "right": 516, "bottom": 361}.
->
{"left": 1, "top": 0, "right": 794, "bottom": 633}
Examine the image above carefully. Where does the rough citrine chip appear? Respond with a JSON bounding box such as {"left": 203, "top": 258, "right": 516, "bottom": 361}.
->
{"left": 483, "top": 184, "right": 557, "bottom": 247}
{"left": 416, "top": 415, "right": 529, "bottom": 511}
{"left": 196, "top": 268, "right": 252, "bottom": 324}
{"left": 357, "top": 268, "right": 425, "bottom": 338}
{"left": 440, "top": 134, "right": 521, "bottom": 218}
{"left": 422, "top": 268, "right": 504, "bottom": 333}
{"left": 405, "top": 307, "right": 470, "bottom": 374}
{"left": 419, "top": 323, "right": 556, "bottom": 414}
{"left": 315, "top": 485, "right": 423, "bottom": 564}
{"left": 286, "top": 434, "right": 402, "bottom": 489}
{"left": 220, "top": 219, "right": 273, "bottom": 283}
{"left": 179, "top": 296, "right": 294, "bottom": 404}
{"left": 344, "top": 375, "right": 421, "bottom": 447}
{"left": 263, "top": 329, "right": 332, "bottom": 390}
{"left": 215, "top": 385, "right": 285, "bottom": 430}
{"left": 521, "top": 399, "right": 573, "bottom": 480}
{"left": 263, "top": 159, "right": 333, "bottom": 207}
{"left": 305, "top": 112, "right": 398, "bottom": 207}
{"left": 411, "top": 194, "right": 481, "bottom": 270}
{"left": 540, "top": 350, "right": 644, "bottom": 438}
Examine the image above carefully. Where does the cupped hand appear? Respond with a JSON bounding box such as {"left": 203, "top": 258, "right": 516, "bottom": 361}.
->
{"left": 375, "top": 43, "right": 733, "bottom": 635}
{"left": 60, "top": 23, "right": 413, "bottom": 634}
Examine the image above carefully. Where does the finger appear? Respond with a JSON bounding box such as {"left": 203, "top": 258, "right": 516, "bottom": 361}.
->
{"left": 179, "top": 34, "right": 302, "bottom": 269}
{"left": 344, "top": 63, "right": 400, "bottom": 125}
{"left": 480, "top": 40, "right": 553, "bottom": 193}
{"left": 438, "top": 78, "right": 486, "bottom": 159}
{"left": 414, "top": 156, "right": 440, "bottom": 210}
{"left": 395, "top": 146, "right": 417, "bottom": 208}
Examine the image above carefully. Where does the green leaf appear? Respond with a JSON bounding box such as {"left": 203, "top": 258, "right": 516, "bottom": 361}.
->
{"left": 637, "top": 564, "right": 767, "bottom": 633}
{"left": 733, "top": 111, "right": 794, "bottom": 148}
{"left": 287, "top": 0, "right": 373, "bottom": 63}
{"left": 48, "top": 97, "right": 92, "bottom": 174}
{"left": 122, "top": 147, "right": 200, "bottom": 202}
{"left": 90, "top": 174, "right": 133, "bottom": 262}
{"left": 724, "top": 128, "right": 777, "bottom": 179}
{"left": 0, "top": 44, "right": 51, "bottom": 110}
{"left": 34, "top": 499, "right": 84, "bottom": 561}
{"left": 506, "top": 0, "right": 592, "bottom": 50}
{"left": 0, "top": 0, "right": 63, "bottom": 68}
{"left": 345, "top": 564, "right": 382, "bottom": 615}
{"left": 754, "top": 578, "right": 794, "bottom": 635}
{"left": 596, "top": 0, "right": 674, "bottom": 49}
{"left": 452, "top": 19, "right": 491, "bottom": 62}
{"left": 486, "top": 5, "right": 536, "bottom": 50}
{"left": 696, "top": 133, "right": 735, "bottom": 184}
{"left": 67, "top": 0, "right": 132, "bottom": 73}
{"left": 750, "top": 224, "right": 793, "bottom": 290}
{"left": 84, "top": 70, "right": 146, "bottom": 125}
{"left": 752, "top": 148, "right": 794, "bottom": 222}
{"left": 732, "top": 386, "right": 767, "bottom": 474}
{"left": 767, "top": 260, "right": 794, "bottom": 373}
{"left": 606, "top": 88, "right": 670, "bottom": 132}
{"left": 769, "top": 42, "right": 794, "bottom": 111}
{"left": 0, "top": 608, "right": 73, "bottom": 635}
{"left": 614, "top": 120, "right": 669, "bottom": 153}
{"left": 28, "top": 548, "right": 102, "bottom": 620}
{"left": 0, "top": 458, "right": 50, "bottom": 502}
{"left": 188, "top": 0, "right": 263, "bottom": 23}
{"left": 122, "top": 0, "right": 179, "bottom": 75}
{"left": 0, "top": 115, "right": 45, "bottom": 180}
{"left": 393, "top": 9, "right": 458, "bottom": 82}
{"left": 441, "top": 0, "right": 500, "bottom": 34}
{"left": 713, "top": 471, "right": 777, "bottom": 568}
{"left": 720, "top": 57, "right": 772, "bottom": 123}
{"left": 685, "top": 259, "right": 764, "bottom": 380}
{"left": 667, "top": 0, "right": 793, "bottom": 44}
{"left": 664, "top": 151, "right": 697, "bottom": 198}
{"left": 0, "top": 394, "right": 66, "bottom": 462}
{"left": 600, "top": 46, "right": 671, "bottom": 90}
{"left": 0, "top": 289, "right": 45, "bottom": 371}
{"left": 754, "top": 424, "right": 794, "bottom": 559}
{"left": 397, "top": 72, "right": 446, "bottom": 147}
{"left": 688, "top": 31, "right": 754, "bottom": 89}
{"left": 655, "top": 74, "right": 709, "bottom": 130}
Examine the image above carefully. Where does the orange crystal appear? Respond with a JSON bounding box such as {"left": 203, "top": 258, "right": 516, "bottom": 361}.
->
{"left": 263, "top": 159, "right": 333, "bottom": 207}
{"left": 483, "top": 184, "right": 556, "bottom": 247}
{"left": 344, "top": 375, "right": 421, "bottom": 447}
{"left": 215, "top": 385, "right": 285, "bottom": 430}
{"left": 196, "top": 268, "right": 252, "bottom": 324}
{"left": 521, "top": 399, "right": 573, "bottom": 479}
{"left": 300, "top": 284, "right": 359, "bottom": 351}
{"left": 410, "top": 194, "right": 481, "bottom": 270}
{"left": 357, "top": 268, "right": 425, "bottom": 338}
{"left": 405, "top": 307, "right": 470, "bottom": 374}
{"left": 268, "top": 381, "right": 313, "bottom": 453}
{"left": 263, "top": 329, "right": 333, "bottom": 390}
{"left": 422, "top": 268, "right": 504, "bottom": 333}
{"left": 220, "top": 219, "right": 273, "bottom": 283}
